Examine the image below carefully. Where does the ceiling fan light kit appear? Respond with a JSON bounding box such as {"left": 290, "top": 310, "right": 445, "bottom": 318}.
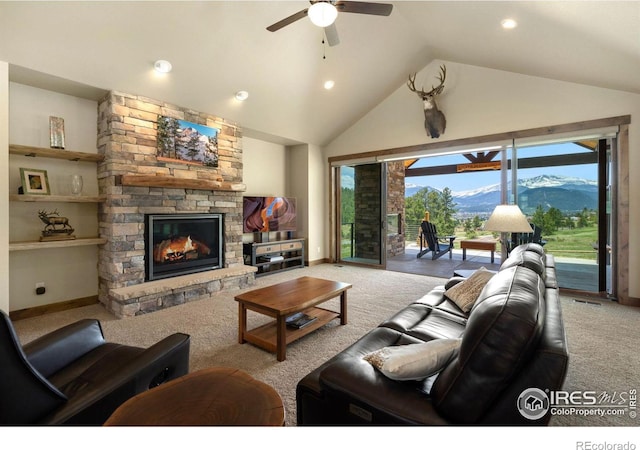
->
{"left": 308, "top": 2, "right": 338, "bottom": 27}
{"left": 267, "top": 1, "right": 393, "bottom": 48}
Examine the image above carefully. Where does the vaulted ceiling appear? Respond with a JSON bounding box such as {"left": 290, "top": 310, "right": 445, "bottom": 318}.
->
{"left": 1, "top": 1, "right": 638, "bottom": 146}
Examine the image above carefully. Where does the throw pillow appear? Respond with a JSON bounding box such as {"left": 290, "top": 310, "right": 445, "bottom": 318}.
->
{"left": 444, "top": 267, "right": 495, "bottom": 313}
{"left": 444, "top": 276, "right": 466, "bottom": 290}
{"left": 363, "top": 338, "right": 461, "bottom": 381}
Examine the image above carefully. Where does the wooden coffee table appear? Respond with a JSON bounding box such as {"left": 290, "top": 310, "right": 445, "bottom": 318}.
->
{"left": 235, "top": 276, "right": 352, "bottom": 361}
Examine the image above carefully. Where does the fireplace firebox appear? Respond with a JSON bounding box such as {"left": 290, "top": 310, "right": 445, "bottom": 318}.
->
{"left": 145, "top": 213, "right": 223, "bottom": 281}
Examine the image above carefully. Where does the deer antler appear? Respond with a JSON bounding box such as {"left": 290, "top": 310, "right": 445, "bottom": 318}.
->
{"left": 407, "top": 73, "right": 419, "bottom": 93}
{"left": 430, "top": 64, "right": 446, "bottom": 96}
{"left": 407, "top": 65, "right": 446, "bottom": 99}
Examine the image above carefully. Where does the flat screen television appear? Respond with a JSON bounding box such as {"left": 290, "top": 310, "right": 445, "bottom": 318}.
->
{"left": 243, "top": 196, "right": 297, "bottom": 233}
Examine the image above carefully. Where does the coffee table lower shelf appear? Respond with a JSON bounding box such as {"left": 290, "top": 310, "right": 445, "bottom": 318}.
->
{"left": 242, "top": 306, "right": 339, "bottom": 355}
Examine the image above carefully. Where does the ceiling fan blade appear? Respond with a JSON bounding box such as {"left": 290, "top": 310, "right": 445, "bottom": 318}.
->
{"left": 324, "top": 23, "right": 340, "bottom": 47}
{"left": 336, "top": 1, "right": 393, "bottom": 16}
{"left": 266, "top": 9, "right": 308, "bottom": 32}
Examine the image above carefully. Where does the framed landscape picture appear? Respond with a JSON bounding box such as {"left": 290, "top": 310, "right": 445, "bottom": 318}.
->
{"left": 20, "top": 168, "right": 51, "bottom": 195}
{"left": 156, "top": 116, "right": 219, "bottom": 167}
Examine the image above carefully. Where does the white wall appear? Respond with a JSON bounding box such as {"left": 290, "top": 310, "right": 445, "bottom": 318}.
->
{"left": 287, "top": 145, "right": 310, "bottom": 259}
{"left": 8, "top": 83, "right": 99, "bottom": 311}
{"left": 0, "top": 62, "right": 9, "bottom": 313}
{"left": 242, "top": 136, "right": 291, "bottom": 245}
{"left": 325, "top": 60, "right": 640, "bottom": 297}
{"left": 242, "top": 136, "right": 287, "bottom": 196}
{"left": 307, "top": 144, "right": 326, "bottom": 261}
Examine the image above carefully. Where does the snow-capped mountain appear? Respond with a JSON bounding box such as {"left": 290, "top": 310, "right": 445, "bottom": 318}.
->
{"left": 405, "top": 183, "right": 438, "bottom": 197}
{"left": 517, "top": 174, "right": 596, "bottom": 192}
{"left": 406, "top": 175, "right": 598, "bottom": 216}
{"left": 175, "top": 127, "right": 218, "bottom": 167}
{"left": 452, "top": 182, "right": 501, "bottom": 199}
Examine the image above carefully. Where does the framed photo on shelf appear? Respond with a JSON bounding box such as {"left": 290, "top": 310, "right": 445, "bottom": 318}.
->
{"left": 20, "top": 168, "right": 51, "bottom": 195}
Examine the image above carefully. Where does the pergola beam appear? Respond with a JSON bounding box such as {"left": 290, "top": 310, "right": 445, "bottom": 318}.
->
{"left": 405, "top": 152, "right": 598, "bottom": 178}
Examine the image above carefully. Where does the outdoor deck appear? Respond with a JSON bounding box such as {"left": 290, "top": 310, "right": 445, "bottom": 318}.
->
{"left": 386, "top": 245, "right": 601, "bottom": 293}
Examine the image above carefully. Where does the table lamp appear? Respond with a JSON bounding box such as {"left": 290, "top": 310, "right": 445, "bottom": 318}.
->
{"left": 484, "top": 204, "right": 533, "bottom": 263}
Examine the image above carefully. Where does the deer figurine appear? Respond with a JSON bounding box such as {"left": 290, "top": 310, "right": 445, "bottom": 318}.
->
{"left": 407, "top": 65, "right": 447, "bottom": 138}
{"left": 38, "top": 209, "right": 74, "bottom": 234}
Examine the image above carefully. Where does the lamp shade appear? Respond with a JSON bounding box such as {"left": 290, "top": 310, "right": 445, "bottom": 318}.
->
{"left": 484, "top": 204, "right": 533, "bottom": 233}
{"left": 308, "top": 2, "right": 338, "bottom": 27}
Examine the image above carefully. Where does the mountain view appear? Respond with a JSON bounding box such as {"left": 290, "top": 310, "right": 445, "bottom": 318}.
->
{"left": 157, "top": 116, "right": 219, "bottom": 167}
{"left": 406, "top": 174, "right": 598, "bottom": 217}
{"left": 174, "top": 126, "right": 219, "bottom": 166}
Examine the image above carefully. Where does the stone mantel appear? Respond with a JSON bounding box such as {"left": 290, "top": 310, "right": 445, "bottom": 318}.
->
{"left": 116, "top": 174, "right": 246, "bottom": 192}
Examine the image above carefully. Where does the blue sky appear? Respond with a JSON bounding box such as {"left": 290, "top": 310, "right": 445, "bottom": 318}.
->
{"left": 408, "top": 142, "right": 597, "bottom": 192}
{"left": 178, "top": 119, "right": 219, "bottom": 138}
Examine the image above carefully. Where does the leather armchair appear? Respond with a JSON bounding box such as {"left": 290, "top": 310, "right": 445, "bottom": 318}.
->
{"left": 1, "top": 310, "right": 190, "bottom": 425}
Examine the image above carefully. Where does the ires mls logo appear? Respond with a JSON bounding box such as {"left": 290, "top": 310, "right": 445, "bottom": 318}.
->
{"left": 517, "top": 388, "right": 550, "bottom": 420}
{"left": 517, "top": 387, "right": 638, "bottom": 420}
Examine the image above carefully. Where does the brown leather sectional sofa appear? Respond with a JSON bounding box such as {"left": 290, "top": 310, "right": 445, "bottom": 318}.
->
{"left": 296, "top": 243, "right": 569, "bottom": 425}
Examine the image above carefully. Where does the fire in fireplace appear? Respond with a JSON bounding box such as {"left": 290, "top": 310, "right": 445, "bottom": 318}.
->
{"left": 145, "top": 213, "right": 223, "bottom": 281}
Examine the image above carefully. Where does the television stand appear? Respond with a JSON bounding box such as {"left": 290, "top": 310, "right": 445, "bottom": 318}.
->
{"left": 243, "top": 238, "right": 305, "bottom": 277}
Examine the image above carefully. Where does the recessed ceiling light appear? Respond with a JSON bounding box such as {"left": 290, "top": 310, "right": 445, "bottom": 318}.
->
{"left": 501, "top": 18, "right": 517, "bottom": 29}
{"left": 235, "top": 90, "right": 249, "bottom": 101}
{"left": 154, "top": 60, "right": 172, "bottom": 73}
{"left": 324, "top": 80, "right": 335, "bottom": 90}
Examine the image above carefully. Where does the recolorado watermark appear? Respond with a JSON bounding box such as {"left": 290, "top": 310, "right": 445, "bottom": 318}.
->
{"left": 576, "top": 443, "right": 636, "bottom": 450}
{"left": 517, "top": 387, "right": 637, "bottom": 420}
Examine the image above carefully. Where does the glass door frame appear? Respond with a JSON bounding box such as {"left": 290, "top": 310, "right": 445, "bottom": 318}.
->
{"left": 332, "top": 163, "right": 387, "bottom": 269}
{"left": 509, "top": 135, "right": 616, "bottom": 296}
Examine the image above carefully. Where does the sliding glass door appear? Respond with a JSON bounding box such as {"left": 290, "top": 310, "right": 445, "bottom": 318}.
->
{"left": 511, "top": 137, "right": 614, "bottom": 295}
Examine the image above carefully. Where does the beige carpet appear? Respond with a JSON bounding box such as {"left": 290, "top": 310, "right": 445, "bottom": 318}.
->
{"left": 12, "top": 263, "right": 640, "bottom": 427}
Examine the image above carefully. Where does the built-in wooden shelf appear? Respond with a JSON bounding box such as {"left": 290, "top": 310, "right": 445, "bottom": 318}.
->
{"left": 9, "top": 144, "right": 104, "bottom": 162}
{"left": 9, "top": 237, "right": 107, "bottom": 251}
{"left": 10, "top": 194, "right": 106, "bottom": 203}
{"left": 117, "top": 174, "right": 246, "bottom": 192}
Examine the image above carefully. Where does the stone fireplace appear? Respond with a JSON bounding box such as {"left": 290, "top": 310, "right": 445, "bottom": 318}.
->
{"left": 97, "top": 91, "right": 256, "bottom": 318}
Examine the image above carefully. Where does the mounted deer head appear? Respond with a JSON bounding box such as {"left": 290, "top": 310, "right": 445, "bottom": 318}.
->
{"left": 407, "top": 64, "right": 447, "bottom": 138}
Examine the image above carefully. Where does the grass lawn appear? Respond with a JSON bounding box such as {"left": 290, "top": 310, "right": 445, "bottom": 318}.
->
{"left": 454, "top": 226, "right": 599, "bottom": 261}
{"left": 354, "top": 222, "right": 600, "bottom": 262}
{"left": 541, "top": 226, "right": 599, "bottom": 260}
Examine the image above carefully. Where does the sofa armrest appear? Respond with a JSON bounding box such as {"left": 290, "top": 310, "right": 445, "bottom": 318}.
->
{"left": 40, "top": 332, "right": 191, "bottom": 425}
{"left": 117, "top": 332, "right": 191, "bottom": 391}
{"left": 318, "top": 358, "right": 448, "bottom": 425}
{"left": 24, "top": 319, "right": 106, "bottom": 378}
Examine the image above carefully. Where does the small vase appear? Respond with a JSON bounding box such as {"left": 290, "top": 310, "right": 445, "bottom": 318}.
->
{"left": 70, "top": 174, "right": 83, "bottom": 196}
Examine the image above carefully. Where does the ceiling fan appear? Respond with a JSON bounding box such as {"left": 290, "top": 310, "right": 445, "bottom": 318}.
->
{"left": 266, "top": 1, "right": 393, "bottom": 47}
